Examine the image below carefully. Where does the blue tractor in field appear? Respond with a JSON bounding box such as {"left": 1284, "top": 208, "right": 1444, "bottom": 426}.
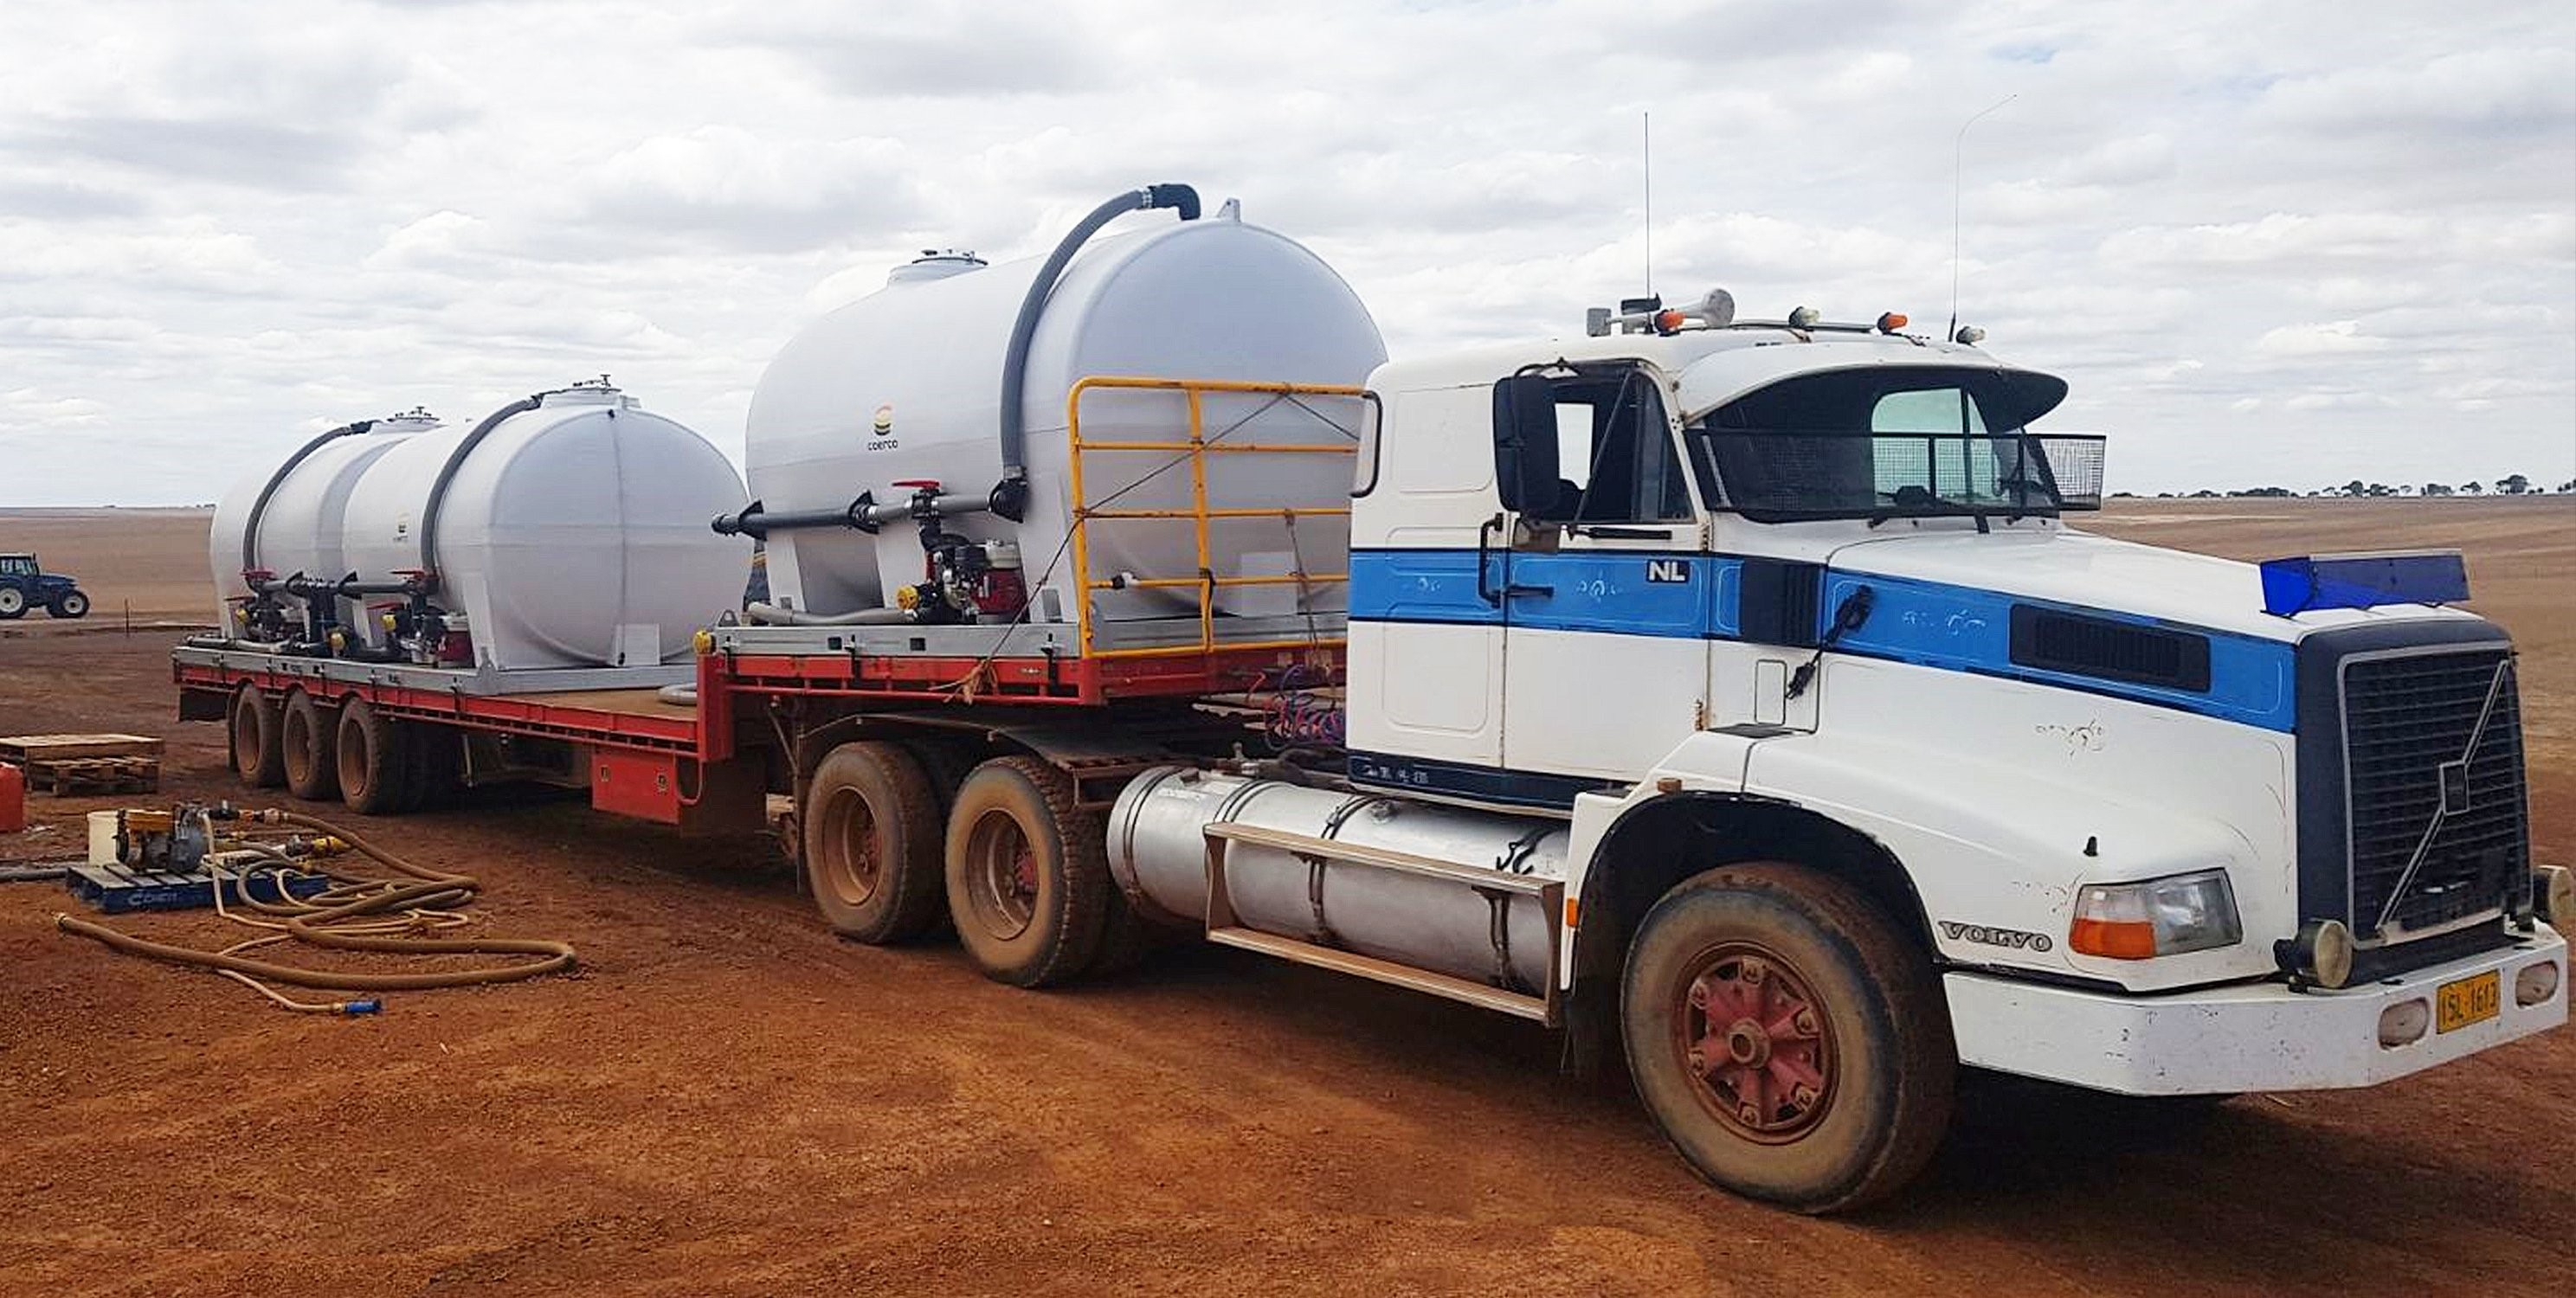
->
{"left": 0, "top": 553, "right": 89, "bottom": 619}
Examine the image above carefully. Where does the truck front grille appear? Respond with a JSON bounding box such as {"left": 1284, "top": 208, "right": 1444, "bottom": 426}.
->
{"left": 2341, "top": 647, "right": 2528, "bottom": 941}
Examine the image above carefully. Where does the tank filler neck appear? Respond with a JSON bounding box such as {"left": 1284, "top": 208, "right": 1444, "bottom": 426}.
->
{"left": 991, "top": 182, "right": 1201, "bottom": 523}
{"left": 888, "top": 249, "right": 988, "bottom": 286}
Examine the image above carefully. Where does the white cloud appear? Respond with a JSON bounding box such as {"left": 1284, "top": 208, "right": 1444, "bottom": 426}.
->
{"left": 0, "top": 0, "right": 2568, "bottom": 504}
{"left": 2254, "top": 320, "right": 2390, "bottom": 357}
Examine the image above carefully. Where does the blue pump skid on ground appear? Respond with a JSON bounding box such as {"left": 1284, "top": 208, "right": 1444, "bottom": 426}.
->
{"left": 65, "top": 864, "right": 334, "bottom": 915}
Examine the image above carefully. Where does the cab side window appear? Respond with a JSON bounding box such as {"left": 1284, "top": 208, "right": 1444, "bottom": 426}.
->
{"left": 1527, "top": 369, "right": 1690, "bottom": 523}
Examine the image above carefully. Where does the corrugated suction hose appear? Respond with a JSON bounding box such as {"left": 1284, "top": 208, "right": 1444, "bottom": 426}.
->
{"left": 56, "top": 808, "right": 575, "bottom": 1012}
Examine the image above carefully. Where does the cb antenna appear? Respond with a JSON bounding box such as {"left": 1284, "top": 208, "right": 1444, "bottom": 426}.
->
{"left": 1641, "top": 110, "right": 1654, "bottom": 300}
{"left": 1948, "top": 93, "right": 2016, "bottom": 341}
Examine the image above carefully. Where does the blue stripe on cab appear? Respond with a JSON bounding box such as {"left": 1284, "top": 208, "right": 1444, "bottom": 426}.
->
{"left": 1348, "top": 548, "right": 2299, "bottom": 733}
{"left": 1346, "top": 548, "right": 1500, "bottom": 625}
{"left": 1823, "top": 570, "right": 2296, "bottom": 732}
{"left": 1348, "top": 548, "right": 1742, "bottom": 639}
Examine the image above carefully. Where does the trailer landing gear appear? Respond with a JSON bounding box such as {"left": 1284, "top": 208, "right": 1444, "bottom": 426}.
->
{"left": 1621, "top": 861, "right": 1955, "bottom": 1214}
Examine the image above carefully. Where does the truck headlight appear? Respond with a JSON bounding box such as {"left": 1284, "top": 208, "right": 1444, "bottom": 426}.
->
{"left": 2069, "top": 868, "right": 2243, "bottom": 960}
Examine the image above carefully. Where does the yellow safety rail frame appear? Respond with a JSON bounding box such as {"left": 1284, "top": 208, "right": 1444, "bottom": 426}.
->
{"left": 1065, "top": 376, "right": 1366, "bottom": 660}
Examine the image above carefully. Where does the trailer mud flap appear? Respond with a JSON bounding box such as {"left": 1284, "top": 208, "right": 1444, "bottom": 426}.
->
{"left": 177, "top": 688, "right": 229, "bottom": 723}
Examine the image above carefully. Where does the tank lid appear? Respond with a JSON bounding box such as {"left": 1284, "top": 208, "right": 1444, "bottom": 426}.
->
{"left": 538, "top": 376, "right": 635, "bottom": 408}
{"left": 373, "top": 406, "right": 441, "bottom": 433}
{"left": 886, "top": 248, "right": 988, "bottom": 286}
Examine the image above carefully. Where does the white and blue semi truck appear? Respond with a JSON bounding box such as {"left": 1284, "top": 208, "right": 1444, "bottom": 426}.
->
{"left": 192, "top": 189, "right": 2570, "bottom": 1214}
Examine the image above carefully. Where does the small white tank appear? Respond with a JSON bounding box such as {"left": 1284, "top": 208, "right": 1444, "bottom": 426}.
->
{"left": 746, "top": 202, "right": 1385, "bottom": 627}
{"left": 209, "top": 408, "right": 443, "bottom": 629}
{"left": 332, "top": 383, "right": 749, "bottom": 669}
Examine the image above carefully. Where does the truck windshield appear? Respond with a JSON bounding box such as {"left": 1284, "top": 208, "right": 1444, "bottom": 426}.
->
{"left": 1684, "top": 367, "right": 2103, "bottom": 524}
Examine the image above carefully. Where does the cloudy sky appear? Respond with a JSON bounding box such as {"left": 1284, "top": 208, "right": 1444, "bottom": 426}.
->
{"left": 2, "top": 0, "right": 2570, "bottom": 505}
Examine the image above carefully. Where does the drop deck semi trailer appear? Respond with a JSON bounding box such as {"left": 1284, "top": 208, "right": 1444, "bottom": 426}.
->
{"left": 176, "top": 187, "right": 2570, "bottom": 1213}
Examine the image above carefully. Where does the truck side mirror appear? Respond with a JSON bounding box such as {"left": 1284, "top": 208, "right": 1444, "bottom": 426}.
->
{"left": 1491, "top": 374, "right": 1560, "bottom": 514}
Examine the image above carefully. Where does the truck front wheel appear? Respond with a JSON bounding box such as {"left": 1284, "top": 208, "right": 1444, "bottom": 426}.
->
{"left": 1620, "top": 862, "right": 1955, "bottom": 1214}
{"left": 943, "top": 756, "right": 1107, "bottom": 987}
{"left": 804, "top": 741, "right": 945, "bottom": 943}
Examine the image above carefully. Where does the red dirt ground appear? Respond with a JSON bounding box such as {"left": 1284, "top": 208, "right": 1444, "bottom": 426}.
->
{"left": 1, "top": 498, "right": 2569, "bottom": 1296}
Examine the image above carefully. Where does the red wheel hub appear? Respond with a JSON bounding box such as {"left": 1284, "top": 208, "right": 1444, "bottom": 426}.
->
{"left": 1680, "top": 946, "right": 1833, "bottom": 1141}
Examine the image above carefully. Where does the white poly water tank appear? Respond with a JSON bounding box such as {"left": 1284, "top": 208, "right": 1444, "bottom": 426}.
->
{"left": 209, "top": 408, "right": 443, "bottom": 629}
{"left": 335, "top": 383, "right": 749, "bottom": 670}
{"left": 745, "top": 202, "right": 1385, "bottom": 627}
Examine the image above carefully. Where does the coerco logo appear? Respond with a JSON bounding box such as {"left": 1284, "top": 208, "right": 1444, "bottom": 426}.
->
{"left": 1938, "top": 921, "right": 2053, "bottom": 953}
{"left": 866, "top": 404, "right": 898, "bottom": 451}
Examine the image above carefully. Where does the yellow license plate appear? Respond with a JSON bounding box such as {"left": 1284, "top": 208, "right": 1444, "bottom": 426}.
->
{"left": 2436, "top": 971, "right": 2501, "bottom": 1033}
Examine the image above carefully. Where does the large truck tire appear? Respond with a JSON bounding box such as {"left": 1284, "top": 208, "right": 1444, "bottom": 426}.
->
{"left": 404, "top": 723, "right": 461, "bottom": 811}
{"left": 334, "top": 699, "right": 412, "bottom": 815}
{"left": 803, "top": 741, "right": 946, "bottom": 943}
{"left": 0, "top": 587, "right": 23, "bottom": 619}
{"left": 279, "top": 690, "right": 339, "bottom": 802}
{"left": 48, "top": 590, "right": 89, "bottom": 619}
{"left": 1620, "top": 861, "right": 1955, "bottom": 1214}
{"left": 229, "top": 684, "right": 286, "bottom": 788}
{"left": 943, "top": 755, "right": 1109, "bottom": 987}
{"left": 1089, "top": 884, "right": 1165, "bottom": 978}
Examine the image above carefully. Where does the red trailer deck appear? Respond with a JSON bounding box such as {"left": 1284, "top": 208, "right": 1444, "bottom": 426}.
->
{"left": 174, "top": 638, "right": 1339, "bottom": 832}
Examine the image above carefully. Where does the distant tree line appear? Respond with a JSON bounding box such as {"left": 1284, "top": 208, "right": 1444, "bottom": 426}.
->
{"left": 2110, "top": 473, "right": 2573, "bottom": 500}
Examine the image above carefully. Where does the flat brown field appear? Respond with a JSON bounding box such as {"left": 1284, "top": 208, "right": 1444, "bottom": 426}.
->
{"left": 1, "top": 498, "right": 2569, "bottom": 1296}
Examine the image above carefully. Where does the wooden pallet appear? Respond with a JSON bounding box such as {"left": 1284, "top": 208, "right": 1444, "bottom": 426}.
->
{"left": 25, "top": 756, "right": 159, "bottom": 794}
{"left": 64, "top": 863, "right": 334, "bottom": 915}
{"left": 0, "top": 734, "right": 163, "bottom": 795}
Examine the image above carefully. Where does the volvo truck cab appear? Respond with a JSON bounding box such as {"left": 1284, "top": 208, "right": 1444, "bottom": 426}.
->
{"left": 1279, "top": 295, "right": 2569, "bottom": 1209}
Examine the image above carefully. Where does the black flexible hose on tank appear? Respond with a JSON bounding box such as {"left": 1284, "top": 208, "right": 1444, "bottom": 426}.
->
{"left": 415, "top": 394, "right": 542, "bottom": 591}
{"left": 241, "top": 420, "right": 373, "bottom": 576}
{"left": 991, "top": 183, "right": 1200, "bottom": 521}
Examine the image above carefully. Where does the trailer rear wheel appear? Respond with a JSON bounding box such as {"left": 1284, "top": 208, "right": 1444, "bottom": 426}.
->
{"left": 803, "top": 742, "right": 945, "bottom": 943}
{"left": 1620, "top": 861, "right": 1955, "bottom": 1214}
{"left": 944, "top": 756, "right": 1108, "bottom": 987}
{"left": 334, "top": 700, "right": 411, "bottom": 815}
{"left": 404, "top": 724, "right": 461, "bottom": 811}
{"left": 229, "top": 685, "right": 286, "bottom": 788}
{"left": 279, "top": 690, "right": 339, "bottom": 801}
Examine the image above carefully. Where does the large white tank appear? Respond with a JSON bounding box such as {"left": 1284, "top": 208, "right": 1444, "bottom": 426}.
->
{"left": 746, "top": 201, "right": 1386, "bottom": 629}
{"left": 209, "top": 408, "right": 443, "bottom": 629}
{"left": 333, "top": 383, "right": 749, "bottom": 670}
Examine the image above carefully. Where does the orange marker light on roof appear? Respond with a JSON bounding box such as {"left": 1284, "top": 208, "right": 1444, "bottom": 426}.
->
{"left": 1877, "top": 312, "right": 1909, "bottom": 333}
{"left": 1654, "top": 309, "right": 1687, "bottom": 333}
